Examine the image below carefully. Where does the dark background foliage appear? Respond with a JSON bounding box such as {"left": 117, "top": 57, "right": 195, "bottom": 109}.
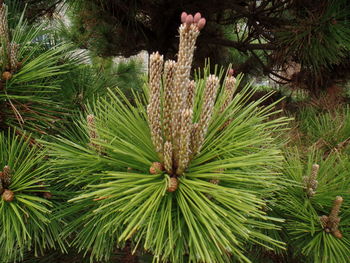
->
{"left": 10, "top": 0, "right": 350, "bottom": 92}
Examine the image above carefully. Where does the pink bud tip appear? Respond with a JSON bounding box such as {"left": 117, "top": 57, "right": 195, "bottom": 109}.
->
{"left": 181, "top": 12, "right": 188, "bottom": 23}
{"left": 197, "top": 18, "right": 206, "bottom": 30}
{"left": 194, "top": 12, "right": 201, "bottom": 23}
{"left": 185, "top": 14, "right": 193, "bottom": 26}
{"left": 228, "top": 69, "right": 235, "bottom": 76}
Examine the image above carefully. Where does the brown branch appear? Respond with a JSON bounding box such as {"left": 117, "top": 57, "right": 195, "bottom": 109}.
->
{"left": 250, "top": 51, "right": 292, "bottom": 82}
{"left": 208, "top": 38, "right": 277, "bottom": 51}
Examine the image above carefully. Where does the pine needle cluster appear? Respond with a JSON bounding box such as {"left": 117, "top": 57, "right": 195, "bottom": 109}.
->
{"left": 46, "top": 12, "right": 289, "bottom": 263}
{"left": 275, "top": 148, "right": 350, "bottom": 263}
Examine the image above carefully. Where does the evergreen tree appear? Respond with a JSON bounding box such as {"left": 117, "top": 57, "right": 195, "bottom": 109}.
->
{"left": 17, "top": 0, "right": 350, "bottom": 91}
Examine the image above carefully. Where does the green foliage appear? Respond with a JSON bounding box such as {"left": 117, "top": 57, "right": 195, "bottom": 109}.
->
{"left": 45, "top": 69, "right": 289, "bottom": 263}
{"left": 0, "top": 6, "right": 72, "bottom": 134}
{"left": 297, "top": 107, "right": 350, "bottom": 154}
{"left": 0, "top": 131, "right": 64, "bottom": 262}
{"left": 56, "top": 58, "right": 144, "bottom": 114}
{"left": 277, "top": 0, "right": 350, "bottom": 73}
{"left": 276, "top": 148, "right": 350, "bottom": 263}
{"left": 60, "top": 1, "right": 124, "bottom": 57}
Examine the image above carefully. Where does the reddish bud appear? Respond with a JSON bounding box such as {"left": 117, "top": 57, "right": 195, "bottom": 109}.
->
{"left": 198, "top": 18, "right": 206, "bottom": 30}
{"left": 181, "top": 12, "right": 188, "bottom": 23}
{"left": 185, "top": 14, "right": 193, "bottom": 26}
{"left": 194, "top": 12, "right": 201, "bottom": 23}
{"left": 228, "top": 69, "right": 235, "bottom": 76}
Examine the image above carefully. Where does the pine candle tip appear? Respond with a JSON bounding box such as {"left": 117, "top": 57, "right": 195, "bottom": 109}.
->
{"left": 228, "top": 69, "right": 235, "bottom": 76}
{"left": 194, "top": 12, "right": 201, "bottom": 23}
{"left": 185, "top": 14, "right": 194, "bottom": 26}
{"left": 198, "top": 18, "right": 206, "bottom": 30}
{"left": 181, "top": 12, "right": 188, "bottom": 23}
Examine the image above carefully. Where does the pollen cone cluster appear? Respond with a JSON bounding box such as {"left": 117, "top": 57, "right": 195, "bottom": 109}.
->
{"left": 147, "top": 12, "right": 222, "bottom": 191}
{"left": 320, "top": 196, "right": 344, "bottom": 239}
{"left": 0, "top": 4, "right": 20, "bottom": 78}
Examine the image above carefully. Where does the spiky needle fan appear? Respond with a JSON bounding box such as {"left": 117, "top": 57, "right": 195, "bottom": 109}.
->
{"left": 48, "top": 12, "right": 288, "bottom": 263}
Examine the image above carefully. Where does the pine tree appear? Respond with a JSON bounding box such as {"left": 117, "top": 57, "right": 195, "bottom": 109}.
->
{"left": 18, "top": 0, "right": 350, "bottom": 91}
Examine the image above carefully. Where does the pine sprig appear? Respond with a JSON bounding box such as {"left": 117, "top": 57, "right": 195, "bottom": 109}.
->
{"left": 0, "top": 131, "right": 65, "bottom": 261}
{"left": 45, "top": 12, "right": 290, "bottom": 263}
{"left": 277, "top": 148, "right": 350, "bottom": 263}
